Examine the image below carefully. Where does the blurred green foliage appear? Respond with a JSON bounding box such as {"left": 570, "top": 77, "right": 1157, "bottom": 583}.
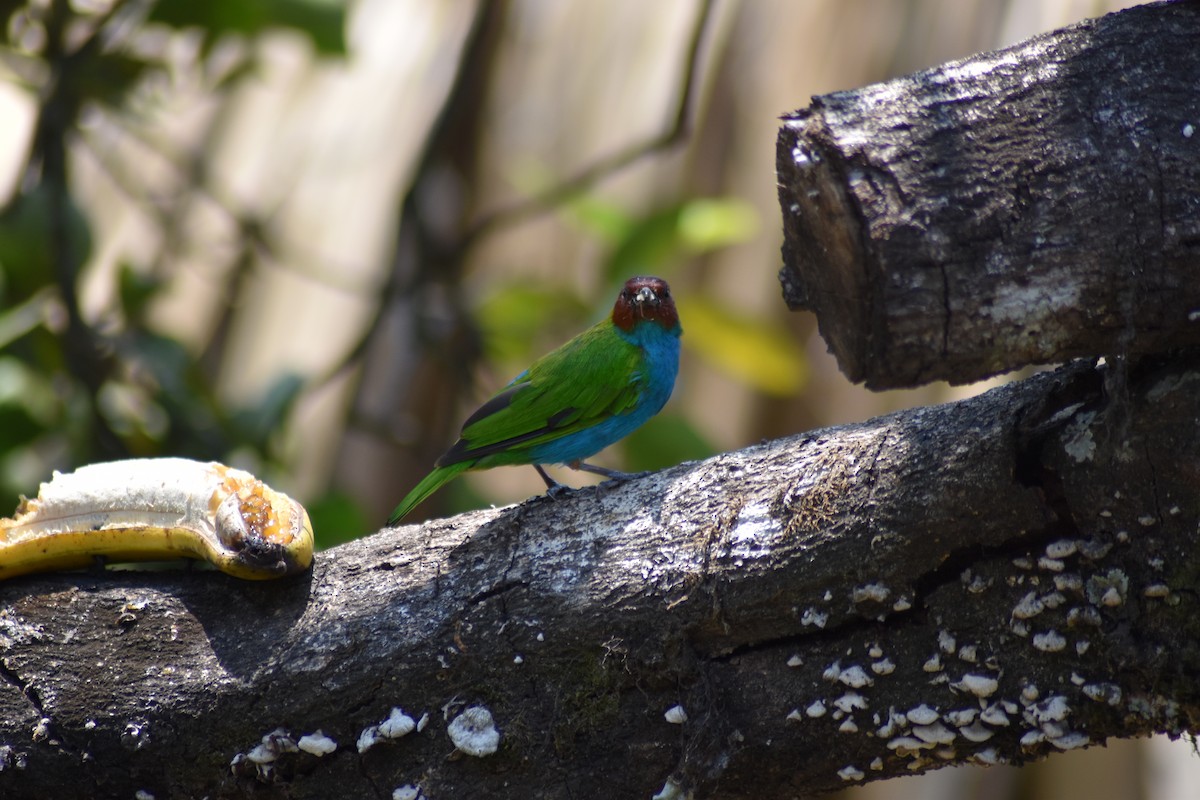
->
{"left": 0, "top": 1, "right": 808, "bottom": 539}
{"left": 304, "top": 489, "right": 370, "bottom": 550}
{"left": 147, "top": 0, "right": 347, "bottom": 56}
{"left": 0, "top": 0, "right": 345, "bottom": 512}
{"left": 676, "top": 296, "right": 807, "bottom": 397}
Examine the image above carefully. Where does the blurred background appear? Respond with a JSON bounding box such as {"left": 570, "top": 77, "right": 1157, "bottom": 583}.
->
{"left": 0, "top": 0, "right": 1193, "bottom": 797}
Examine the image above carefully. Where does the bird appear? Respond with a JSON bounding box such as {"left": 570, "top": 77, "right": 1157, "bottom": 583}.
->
{"left": 387, "top": 275, "right": 682, "bottom": 525}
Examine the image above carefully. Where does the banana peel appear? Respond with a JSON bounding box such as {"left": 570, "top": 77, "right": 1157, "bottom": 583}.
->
{"left": 0, "top": 459, "right": 314, "bottom": 581}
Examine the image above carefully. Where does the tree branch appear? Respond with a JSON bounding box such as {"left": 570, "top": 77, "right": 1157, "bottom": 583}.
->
{"left": 4, "top": 353, "right": 1199, "bottom": 797}
{"left": 776, "top": 0, "right": 1200, "bottom": 389}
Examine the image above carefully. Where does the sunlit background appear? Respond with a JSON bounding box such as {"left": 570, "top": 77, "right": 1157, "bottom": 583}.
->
{"left": 0, "top": 1, "right": 1194, "bottom": 797}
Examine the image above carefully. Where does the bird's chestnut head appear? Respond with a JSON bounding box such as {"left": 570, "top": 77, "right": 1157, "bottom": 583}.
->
{"left": 611, "top": 276, "right": 680, "bottom": 333}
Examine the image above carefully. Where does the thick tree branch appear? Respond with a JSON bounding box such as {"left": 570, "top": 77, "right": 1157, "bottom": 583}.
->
{"left": 3, "top": 353, "right": 1199, "bottom": 798}
{"left": 776, "top": 0, "right": 1200, "bottom": 389}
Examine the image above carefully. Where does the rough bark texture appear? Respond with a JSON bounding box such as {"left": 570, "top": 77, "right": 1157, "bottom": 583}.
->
{"left": 3, "top": 354, "right": 1200, "bottom": 798}
{"left": 776, "top": 0, "right": 1200, "bottom": 389}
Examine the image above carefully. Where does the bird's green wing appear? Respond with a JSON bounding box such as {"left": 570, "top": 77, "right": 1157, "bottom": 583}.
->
{"left": 438, "top": 323, "right": 643, "bottom": 467}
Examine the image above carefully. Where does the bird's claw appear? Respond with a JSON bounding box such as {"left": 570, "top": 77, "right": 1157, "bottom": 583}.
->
{"left": 545, "top": 483, "right": 573, "bottom": 500}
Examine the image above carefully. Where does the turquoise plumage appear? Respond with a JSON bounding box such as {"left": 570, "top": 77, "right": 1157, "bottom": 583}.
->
{"left": 387, "top": 276, "right": 682, "bottom": 524}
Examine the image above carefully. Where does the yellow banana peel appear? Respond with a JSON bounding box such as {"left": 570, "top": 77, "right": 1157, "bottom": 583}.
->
{"left": 0, "top": 459, "right": 314, "bottom": 581}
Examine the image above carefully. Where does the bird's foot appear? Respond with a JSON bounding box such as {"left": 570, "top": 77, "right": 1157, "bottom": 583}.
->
{"left": 568, "top": 461, "right": 645, "bottom": 482}
{"left": 544, "top": 483, "right": 574, "bottom": 500}
{"left": 531, "top": 465, "right": 579, "bottom": 501}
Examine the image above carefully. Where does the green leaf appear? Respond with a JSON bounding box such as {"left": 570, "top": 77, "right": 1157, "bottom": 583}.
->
{"left": 148, "top": 0, "right": 346, "bottom": 55}
{"left": 306, "top": 489, "right": 369, "bottom": 549}
{"left": 677, "top": 198, "right": 759, "bottom": 251}
{"left": 266, "top": 0, "right": 346, "bottom": 54}
{"left": 0, "top": 357, "right": 58, "bottom": 452}
{"left": 601, "top": 197, "right": 759, "bottom": 284}
{"left": 0, "top": 404, "right": 43, "bottom": 452}
{"left": 115, "top": 330, "right": 223, "bottom": 455}
{"left": 229, "top": 372, "right": 305, "bottom": 448}
{"left": 476, "top": 283, "right": 590, "bottom": 366}
{"left": 565, "top": 196, "right": 633, "bottom": 244}
{"left": 117, "top": 263, "right": 165, "bottom": 322}
{"left": 97, "top": 379, "right": 170, "bottom": 445}
{"left": 0, "top": 185, "right": 92, "bottom": 302}
{"left": 122, "top": 331, "right": 193, "bottom": 400}
{"left": 0, "top": 287, "right": 53, "bottom": 350}
{"left": 68, "top": 52, "right": 152, "bottom": 107}
{"left": 677, "top": 296, "right": 808, "bottom": 397}
{"left": 601, "top": 205, "right": 685, "bottom": 283}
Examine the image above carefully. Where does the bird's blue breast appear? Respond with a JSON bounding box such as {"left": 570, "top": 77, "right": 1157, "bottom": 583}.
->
{"left": 528, "top": 322, "right": 681, "bottom": 466}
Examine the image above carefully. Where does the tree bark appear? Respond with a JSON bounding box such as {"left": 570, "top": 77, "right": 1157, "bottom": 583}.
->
{"left": 776, "top": 0, "right": 1200, "bottom": 389}
{"left": 3, "top": 353, "right": 1199, "bottom": 798}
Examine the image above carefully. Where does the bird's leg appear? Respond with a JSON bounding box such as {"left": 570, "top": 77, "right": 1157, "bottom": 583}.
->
{"left": 534, "top": 464, "right": 574, "bottom": 500}
{"left": 534, "top": 464, "right": 559, "bottom": 488}
{"left": 568, "top": 461, "right": 641, "bottom": 481}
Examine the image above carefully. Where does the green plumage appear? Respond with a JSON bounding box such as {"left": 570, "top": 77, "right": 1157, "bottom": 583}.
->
{"left": 386, "top": 324, "right": 640, "bottom": 525}
{"left": 386, "top": 462, "right": 472, "bottom": 526}
{"left": 440, "top": 323, "right": 643, "bottom": 466}
{"left": 387, "top": 276, "right": 681, "bottom": 526}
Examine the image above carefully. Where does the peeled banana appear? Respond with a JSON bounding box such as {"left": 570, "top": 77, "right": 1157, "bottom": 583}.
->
{"left": 0, "top": 459, "right": 313, "bottom": 581}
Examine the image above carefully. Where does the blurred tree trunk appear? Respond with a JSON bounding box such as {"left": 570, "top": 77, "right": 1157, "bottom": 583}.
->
{"left": 335, "top": 1, "right": 507, "bottom": 522}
